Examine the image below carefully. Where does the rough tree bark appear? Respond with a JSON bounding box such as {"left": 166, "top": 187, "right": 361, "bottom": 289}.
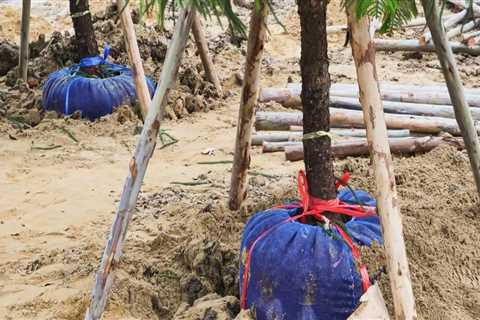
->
{"left": 84, "top": 8, "right": 195, "bottom": 320}
{"left": 192, "top": 14, "right": 223, "bottom": 97}
{"left": 421, "top": 0, "right": 480, "bottom": 199}
{"left": 347, "top": 2, "right": 417, "bottom": 319}
{"left": 70, "top": 0, "right": 98, "bottom": 59}
{"left": 298, "top": 0, "right": 336, "bottom": 200}
{"left": 18, "top": 0, "right": 31, "bottom": 81}
{"left": 118, "top": 0, "right": 151, "bottom": 119}
{"left": 229, "top": 1, "right": 268, "bottom": 210}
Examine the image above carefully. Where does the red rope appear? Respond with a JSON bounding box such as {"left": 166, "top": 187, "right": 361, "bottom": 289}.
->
{"left": 240, "top": 170, "right": 374, "bottom": 309}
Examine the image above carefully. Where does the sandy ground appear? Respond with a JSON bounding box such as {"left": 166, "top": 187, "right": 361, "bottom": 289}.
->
{"left": 1, "top": 1, "right": 480, "bottom": 319}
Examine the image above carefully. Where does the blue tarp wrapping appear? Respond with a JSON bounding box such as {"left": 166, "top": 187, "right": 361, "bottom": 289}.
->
{"left": 42, "top": 51, "right": 155, "bottom": 120}
{"left": 239, "top": 188, "right": 383, "bottom": 320}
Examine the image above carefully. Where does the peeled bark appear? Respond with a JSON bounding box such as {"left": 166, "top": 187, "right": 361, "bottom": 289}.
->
{"left": 298, "top": 0, "right": 336, "bottom": 201}
{"left": 192, "top": 14, "right": 223, "bottom": 97}
{"left": 84, "top": 8, "right": 195, "bottom": 320}
{"left": 18, "top": 0, "right": 31, "bottom": 81}
{"left": 421, "top": 0, "right": 480, "bottom": 201}
{"left": 284, "top": 136, "right": 464, "bottom": 161}
{"left": 255, "top": 110, "right": 478, "bottom": 135}
{"left": 229, "top": 1, "right": 268, "bottom": 210}
{"left": 70, "top": 0, "right": 98, "bottom": 59}
{"left": 348, "top": 3, "right": 417, "bottom": 318}
{"left": 118, "top": 0, "right": 151, "bottom": 119}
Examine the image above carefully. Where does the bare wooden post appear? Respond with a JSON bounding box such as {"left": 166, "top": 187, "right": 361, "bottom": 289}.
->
{"left": 421, "top": 0, "right": 480, "bottom": 197}
{"left": 192, "top": 14, "right": 223, "bottom": 97}
{"left": 117, "top": 0, "right": 151, "bottom": 119}
{"left": 229, "top": 2, "right": 268, "bottom": 210}
{"left": 18, "top": 0, "right": 31, "bottom": 81}
{"left": 347, "top": 2, "right": 417, "bottom": 319}
{"left": 84, "top": 8, "right": 195, "bottom": 320}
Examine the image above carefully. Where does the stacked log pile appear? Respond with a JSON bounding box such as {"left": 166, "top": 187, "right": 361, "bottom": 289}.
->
{"left": 252, "top": 82, "right": 477, "bottom": 161}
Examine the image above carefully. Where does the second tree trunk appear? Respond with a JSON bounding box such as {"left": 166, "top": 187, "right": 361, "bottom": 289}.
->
{"left": 298, "top": 0, "right": 336, "bottom": 200}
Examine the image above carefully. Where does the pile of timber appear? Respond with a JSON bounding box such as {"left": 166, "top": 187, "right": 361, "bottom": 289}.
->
{"left": 252, "top": 81, "right": 478, "bottom": 160}
{"left": 326, "top": 0, "right": 480, "bottom": 55}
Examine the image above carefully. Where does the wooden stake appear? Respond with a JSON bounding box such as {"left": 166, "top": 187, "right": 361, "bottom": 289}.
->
{"left": 117, "top": 0, "right": 151, "bottom": 119}
{"left": 192, "top": 14, "right": 223, "bottom": 97}
{"left": 229, "top": 1, "right": 268, "bottom": 210}
{"left": 421, "top": 0, "right": 480, "bottom": 200}
{"left": 18, "top": 0, "right": 31, "bottom": 81}
{"left": 347, "top": 2, "right": 417, "bottom": 319}
{"left": 84, "top": 8, "right": 195, "bottom": 320}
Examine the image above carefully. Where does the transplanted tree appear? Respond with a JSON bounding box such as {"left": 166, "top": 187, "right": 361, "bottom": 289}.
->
{"left": 69, "top": 0, "right": 99, "bottom": 59}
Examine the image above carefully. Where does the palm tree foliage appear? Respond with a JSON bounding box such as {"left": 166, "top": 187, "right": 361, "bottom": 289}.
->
{"left": 343, "top": 0, "right": 475, "bottom": 33}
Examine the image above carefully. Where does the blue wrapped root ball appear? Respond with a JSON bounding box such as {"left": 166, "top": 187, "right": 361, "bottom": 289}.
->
{"left": 42, "top": 53, "right": 155, "bottom": 120}
{"left": 239, "top": 188, "right": 383, "bottom": 320}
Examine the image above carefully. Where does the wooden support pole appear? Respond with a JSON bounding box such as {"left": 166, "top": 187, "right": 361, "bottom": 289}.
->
{"left": 375, "top": 39, "right": 480, "bottom": 55}
{"left": 18, "top": 0, "right": 31, "bottom": 81}
{"left": 84, "top": 8, "right": 195, "bottom": 320}
{"left": 284, "top": 136, "right": 464, "bottom": 161}
{"left": 229, "top": 1, "right": 268, "bottom": 210}
{"left": 192, "top": 14, "right": 223, "bottom": 97}
{"left": 117, "top": 0, "right": 151, "bottom": 119}
{"left": 347, "top": 2, "right": 417, "bottom": 319}
{"left": 421, "top": 0, "right": 480, "bottom": 199}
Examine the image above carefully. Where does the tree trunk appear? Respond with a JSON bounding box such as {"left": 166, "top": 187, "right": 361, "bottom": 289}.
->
{"left": 347, "top": 3, "right": 417, "bottom": 319}
{"left": 192, "top": 14, "right": 223, "bottom": 97}
{"left": 284, "top": 136, "right": 464, "bottom": 161}
{"left": 229, "top": 1, "right": 268, "bottom": 210}
{"left": 421, "top": 0, "right": 480, "bottom": 200}
{"left": 118, "top": 0, "right": 151, "bottom": 119}
{"left": 84, "top": 8, "right": 195, "bottom": 320}
{"left": 18, "top": 0, "right": 31, "bottom": 81}
{"left": 70, "top": 0, "right": 98, "bottom": 59}
{"left": 298, "top": 0, "right": 336, "bottom": 200}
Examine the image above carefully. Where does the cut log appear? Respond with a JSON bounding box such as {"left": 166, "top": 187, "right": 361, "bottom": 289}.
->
{"left": 448, "top": 0, "right": 480, "bottom": 16}
{"left": 284, "top": 136, "right": 464, "bottom": 161}
{"left": 18, "top": 0, "right": 31, "bottom": 81}
{"left": 421, "top": 9, "right": 468, "bottom": 44}
{"left": 262, "top": 141, "right": 301, "bottom": 153}
{"left": 229, "top": 1, "right": 268, "bottom": 210}
{"left": 255, "top": 110, "right": 479, "bottom": 135}
{"left": 348, "top": 4, "right": 417, "bottom": 318}
{"left": 330, "top": 96, "right": 480, "bottom": 120}
{"left": 375, "top": 39, "right": 480, "bottom": 56}
{"left": 261, "top": 83, "right": 480, "bottom": 107}
{"left": 84, "top": 8, "right": 195, "bottom": 320}
{"left": 251, "top": 131, "right": 303, "bottom": 145}
{"left": 422, "top": 0, "right": 480, "bottom": 202}
{"left": 445, "top": 19, "right": 479, "bottom": 40}
{"left": 192, "top": 14, "right": 223, "bottom": 97}
{"left": 118, "top": 0, "right": 151, "bottom": 119}
{"left": 464, "top": 33, "right": 480, "bottom": 48}
{"left": 251, "top": 129, "right": 412, "bottom": 145}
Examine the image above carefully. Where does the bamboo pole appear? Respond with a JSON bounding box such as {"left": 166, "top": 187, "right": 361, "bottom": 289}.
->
{"left": 229, "top": 1, "right": 268, "bottom": 210}
{"left": 347, "top": 3, "right": 417, "bottom": 318}
{"left": 118, "top": 0, "right": 151, "bottom": 119}
{"left": 255, "top": 110, "right": 477, "bottom": 135}
{"left": 421, "top": 0, "right": 480, "bottom": 199}
{"left": 84, "top": 8, "right": 195, "bottom": 320}
{"left": 18, "top": 0, "right": 31, "bottom": 81}
{"left": 375, "top": 39, "right": 480, "bottom": 55}
{"left": 192, "top": 14, "right": 223, "bottom": 96}
{"left": 284, "top": 136, "right": 464, "bottom": 161}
